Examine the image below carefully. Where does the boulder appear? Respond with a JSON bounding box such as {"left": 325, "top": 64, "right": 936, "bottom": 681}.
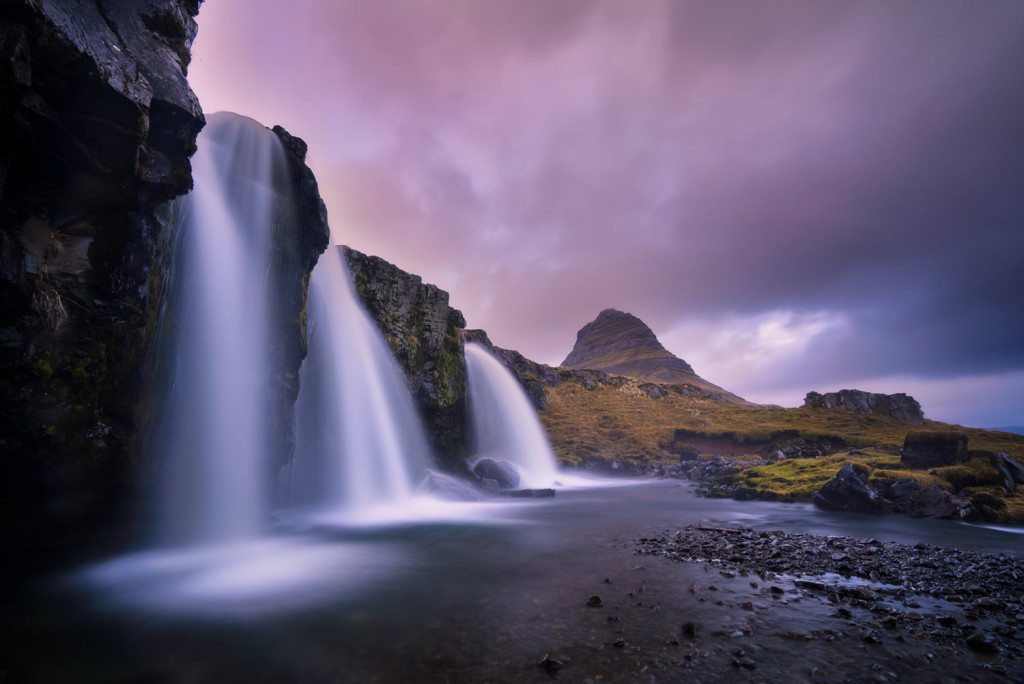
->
{"left": 812, "top": 463, "right": 883, "bottom": 514}
{"left": 419, "top": 471, "right": 480, "bottom": 502}
{"left": 901, "top": 431, "right": 968, "bottom": 469}
{"left": 905, "top": 485, "right": 971, "bottom": 519}
{"left": 472, "top": 458, "right": 521, "bottom": 490}
{"left": 976, "top": 451, "right": 1024, "bottom": 493}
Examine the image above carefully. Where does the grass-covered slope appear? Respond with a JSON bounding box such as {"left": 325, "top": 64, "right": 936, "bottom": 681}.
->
{"left": 539, "top": 374, "right": 1024, "bottom": 521}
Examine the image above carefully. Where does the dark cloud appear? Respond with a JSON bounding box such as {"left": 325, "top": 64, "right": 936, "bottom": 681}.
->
{"left": 190, "top": 1, "right": 1024, "bottom": 424}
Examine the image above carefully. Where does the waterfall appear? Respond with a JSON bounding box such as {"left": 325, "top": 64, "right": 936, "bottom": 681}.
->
{"left": 464, "top": 342, "right": 560, "bottom": 489}
{"left": 290, "top": 247, "right": 433, "bottom": 518}
{"left": 155, "top": 112, "right": 285, "bottom": 546}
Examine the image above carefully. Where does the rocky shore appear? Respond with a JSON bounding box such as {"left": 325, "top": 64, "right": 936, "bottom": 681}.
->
{"left": 633, "top": 525, "right": 1024, "bottom": 678}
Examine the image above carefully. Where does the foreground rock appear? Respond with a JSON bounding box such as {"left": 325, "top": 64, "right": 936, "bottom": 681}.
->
{"left": 637, "top": 525, "right": 1024, "bottom": 660}
{"left": 812, "top": 463, "right": 883, "bottom": 513}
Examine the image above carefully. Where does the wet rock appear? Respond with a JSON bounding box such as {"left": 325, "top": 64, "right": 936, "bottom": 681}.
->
{"left": 681, "top": 622, "right": 698, "bottom": 639}
{"left": 347, "top": 249, "right": 467, "bottom": 466}
{"left": 539, "top": 654, "right": 564, "bottom": 672}
{"left": 504, "top": 488, "right": 556, "bottom": 498}
{"left": 812, "top": 463, "right": 883, "bottom": 513}
{"left": 965, "top": 630, "right": 1000, "bottom": 653}
{"left": 418, "top": 471, "right": 479, "bottom": 502}
{"left": 586, "top": 595, "right": 604, "bottom": 607}
{"left": 472, "top": 458, "right": 521, "bottom": 490}
{"left": 904, "top": 485, "right": 970, "bottom": 519}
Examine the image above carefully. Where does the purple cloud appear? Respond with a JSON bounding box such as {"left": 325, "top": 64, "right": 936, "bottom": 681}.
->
{"left": 190, "top": 0, "right": 1024, "bottom": 425}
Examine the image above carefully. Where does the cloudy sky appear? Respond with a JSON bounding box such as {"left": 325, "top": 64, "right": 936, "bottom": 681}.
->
{"left": 189, "top": 0, "right": 1024, "bottom": 428}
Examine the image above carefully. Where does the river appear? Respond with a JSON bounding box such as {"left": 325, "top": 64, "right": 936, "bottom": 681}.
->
{"left": 2, "top": 479, "right": 1021, "bottom": 682}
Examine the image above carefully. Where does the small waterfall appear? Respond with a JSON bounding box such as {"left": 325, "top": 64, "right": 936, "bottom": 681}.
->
{"left": 464, "top": 342, "right": 560, "bottom": 489}
{"left": 155, "top": 112, "right": 285, "bottom": 546}
{"left": 290, "top": 247, "right": 433, "bottom": 517}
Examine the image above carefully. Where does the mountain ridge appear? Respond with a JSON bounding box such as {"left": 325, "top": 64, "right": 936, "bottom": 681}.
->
{"left": 561, "top": 309, "right": 752, "bottom": 405}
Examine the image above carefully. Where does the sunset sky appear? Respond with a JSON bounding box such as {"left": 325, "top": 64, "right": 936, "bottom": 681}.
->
{"left": 188, "top": 0, "right": 1024, "bottom": 428}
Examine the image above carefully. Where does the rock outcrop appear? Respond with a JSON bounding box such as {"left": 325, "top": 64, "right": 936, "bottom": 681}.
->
{"left": 264, "top": 126, "right": 330, "bottom": 469}
{"left": 812, "top": 463, "right": 883, "bottom": 514}
{"left": 900, "top": 430, "right": 968, "bottom": 469}
{"left": 561, "top": 309, "right": 749, "bottom": 403}
{"left": 344, "top": 247, "right": 468, "bottom": 468}
{"left": 0, "top": 0, "right": 204, "bottom": 548}
{"left": 804, "top": 390, "right": 924, "bottom": 425}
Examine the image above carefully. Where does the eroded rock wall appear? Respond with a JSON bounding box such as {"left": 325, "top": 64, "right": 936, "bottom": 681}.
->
{"left": 343, "top": 247, "right": 468, "bottom": 469}
{"left": 0, "top": 0, "right": 205, "bottom": 548}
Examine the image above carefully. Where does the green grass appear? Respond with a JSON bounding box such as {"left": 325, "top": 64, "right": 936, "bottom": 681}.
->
{"left": 539, "top": 375, "right": 1024, "bottom": 520}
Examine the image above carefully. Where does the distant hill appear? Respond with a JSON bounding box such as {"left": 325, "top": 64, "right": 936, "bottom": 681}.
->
{"left": 561, "top": 309, "right": 751, "bottom": 404}
{"left": 990, "top": 426, "right": 1024, "bottom": 435}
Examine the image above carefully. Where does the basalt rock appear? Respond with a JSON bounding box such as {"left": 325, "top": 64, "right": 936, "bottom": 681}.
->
{"left": 472, "top": 458, "right": 521, "bottom": 490}
{"left": 344, "top": 247, "right": 468, "bottom": 469}
{"left": 903, "top": 485, "right": 971, "bottom": 519}
{"left": 812, "top": 463, "right": 883, "bottom": 514}
{"left": 0, "top": 0, "right": 203, "bottom": 548}
{"left": 804, "top": 390, "right": 924, "bottom": 425}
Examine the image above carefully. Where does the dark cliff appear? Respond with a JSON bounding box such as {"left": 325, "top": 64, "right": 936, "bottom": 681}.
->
{"left": 344, "top": 247, "right": 468, "bottom": 470}
{"left": 562, "top": 309, "right": 750, "bottom": 404}
{"left": 0, "top": 0, "right": 205, "bottom": 548}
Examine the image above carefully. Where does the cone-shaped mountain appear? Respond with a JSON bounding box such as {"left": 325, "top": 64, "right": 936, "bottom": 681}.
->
{"left": 561, "top": 309, "right": 748, "bottom": 403}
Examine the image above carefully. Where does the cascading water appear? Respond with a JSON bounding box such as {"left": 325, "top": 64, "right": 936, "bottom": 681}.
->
{"left": 289, "top": 246, "right": 433, "bottom": 519}
{"left": 464, "top": 342, "right": 561, "bottom": 489}
{"left": 155, "top": 112, "right": 284, "bottom": 546}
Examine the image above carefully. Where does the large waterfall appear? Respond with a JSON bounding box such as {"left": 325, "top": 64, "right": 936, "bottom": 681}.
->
{"left": 464, "top": 342, "right": 561, "bottom": 489}
{"left": 290, "top": 247, "right": 433, "bottom": 519}
{"left": 155, "top": 112, "right": 283, "bottom": 545}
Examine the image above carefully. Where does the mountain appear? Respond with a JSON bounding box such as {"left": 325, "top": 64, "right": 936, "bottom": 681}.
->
{"left": 990, "top": 426, "right": 1024, "bottom": 436}
{"left": 561, "top": 309, "right": 750, "bottom": 404}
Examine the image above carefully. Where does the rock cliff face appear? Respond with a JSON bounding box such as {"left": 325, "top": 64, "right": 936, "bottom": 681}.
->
{"left": 804, "top": 390, "right": 924, "bottom": 425}
{"left": 0, "top": 0, "right": 205, "bottom": 547}
{"left": 562, "top": 309, "right": 749, "bottom": 403}
{"left": 264, "top": 127, "right": 330, "bottom": 469}
{"left": 344, "top": 247, "right": 468, "bottom": 469}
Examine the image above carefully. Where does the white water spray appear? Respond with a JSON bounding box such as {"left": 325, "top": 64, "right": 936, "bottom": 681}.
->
{"left": 464, "top": 342, "right": 560, "bottom": 489}
{"left": 290, "top": 247, "right": 433, "bottom": 518}
{"left": 156, "top": 112, "right": 285, "bottom": 546}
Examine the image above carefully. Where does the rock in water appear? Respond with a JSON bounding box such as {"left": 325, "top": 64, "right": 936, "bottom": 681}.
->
{"left": 472, "top": 458, "right": 521, "bottom": 490}
{"left": 813, "top": 463, "right": 883, "bottom": 514}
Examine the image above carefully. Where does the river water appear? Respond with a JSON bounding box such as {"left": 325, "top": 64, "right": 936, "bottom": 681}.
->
{"left": 3, "top": 479, "right": 1022, "bottom": 683}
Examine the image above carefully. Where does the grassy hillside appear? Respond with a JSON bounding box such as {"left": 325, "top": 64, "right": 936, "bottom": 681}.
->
{"left": 540, "top": 374, "right": 1024, "bottom": 521}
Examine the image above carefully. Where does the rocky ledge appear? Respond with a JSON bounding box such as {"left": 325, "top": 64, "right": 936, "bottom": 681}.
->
{"left": 804, "top": 389, "right": 924, "bottom": 425}
{"left": 637, "top": 525, "right": 1024, "bottom": 666}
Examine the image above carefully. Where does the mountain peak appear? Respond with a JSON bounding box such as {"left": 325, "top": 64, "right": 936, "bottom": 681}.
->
{"left": 562, "top": 309, "right": 693, "bottom": 374}
{"left": 561, "top": 309, "right": 749, "bottom": 404}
